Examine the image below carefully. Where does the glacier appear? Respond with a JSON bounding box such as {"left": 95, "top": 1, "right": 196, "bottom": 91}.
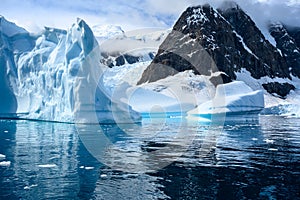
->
{"left": 0, "top": 16, "right": 140, "bottom": 123}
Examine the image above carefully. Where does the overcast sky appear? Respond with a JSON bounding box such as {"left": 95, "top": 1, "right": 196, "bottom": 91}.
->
{"left": 1, "top": 0, "right": 300, "bottom": 33}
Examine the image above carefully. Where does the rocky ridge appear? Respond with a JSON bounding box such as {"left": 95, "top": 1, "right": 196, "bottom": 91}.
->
{"left": 138, "top": 2, "right": 300, "bottom": 98}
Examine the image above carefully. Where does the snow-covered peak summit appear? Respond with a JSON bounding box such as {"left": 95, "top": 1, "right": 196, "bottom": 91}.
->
{"left": 185, "top": 4, "right": 214, "bottom": 27}
{"left": 0, "top": 16, "right": 28, "bottom": 37}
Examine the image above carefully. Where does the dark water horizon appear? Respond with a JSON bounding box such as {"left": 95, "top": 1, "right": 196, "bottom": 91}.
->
{"left": 0, "top": 116, "right": 299, "bottom": 199}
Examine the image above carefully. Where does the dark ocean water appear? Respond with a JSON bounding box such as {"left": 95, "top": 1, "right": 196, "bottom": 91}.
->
{"left": 0, "top": 116, "right": 299, "bottom": 199}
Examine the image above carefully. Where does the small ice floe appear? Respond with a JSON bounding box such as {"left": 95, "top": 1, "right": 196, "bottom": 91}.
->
{"left": 84, "top": 167, "right": 94, "bottom": 170}
{"left": 264, "top": 139, "right": 274, "bottom": 144}
{"left": 268, "top": 148, "right": 278, "bottom": 151}
{"left": 0, "top": 154, "right": 6, "bottom": 160}
{"left": 79, "top": 166, "right": 94, "bottom": 170}
{"left": 24, "top": 184, "right": 38, "bottom": 190}
{"left": 100, "top": 174, "right": 108, "bottom": 178}
{"left": 37, "top": 164, "right": 57, "bottom": 168}
{"left": 0, "top": 161, "right": 11, "bottom": 167}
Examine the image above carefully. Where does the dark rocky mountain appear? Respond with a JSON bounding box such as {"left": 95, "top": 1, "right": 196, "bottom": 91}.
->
{"left": 286, "top": 25, "right": 300, "bottom": 48}
{"left": 269, "top": 23, "right": 300, "bottom": 77}
{"left": 138, "top": 2, "right": 300, "bottom": 98}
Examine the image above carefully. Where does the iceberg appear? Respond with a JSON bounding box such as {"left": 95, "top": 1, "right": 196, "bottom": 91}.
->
{"left": 126, "top": 87, "right": 194, "bottom": 118}
{"left": 0, "top": 16, "right": 140, "bottom": 123}
{"left": 188, "top": 81, "right": 264, "bottom": 118}
{"left": 0, "top": 16, "right": 35, "bottom": 116}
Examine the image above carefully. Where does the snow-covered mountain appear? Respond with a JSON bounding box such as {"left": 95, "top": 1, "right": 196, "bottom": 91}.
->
{"left": 136, "top": 2, "right": 300, "bottom": 117}
{"left": 138, "top": 3, "right": 298, "bottom": 97}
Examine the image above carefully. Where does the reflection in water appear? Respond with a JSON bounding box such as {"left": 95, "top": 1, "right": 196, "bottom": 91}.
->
{"left": 155, "top": 116, "right": 300, "bottom": 199}
{"left": 0, "top": 115, "right": 299, "bottom": 199}
{"left": 0, "top": 120, "right": 17, "bottom": 199}
{"left": 0, "top": 120, "right": 169, "bottom": 199}
{"left": 0, "top": 121, "right": 82, "bottom": 199}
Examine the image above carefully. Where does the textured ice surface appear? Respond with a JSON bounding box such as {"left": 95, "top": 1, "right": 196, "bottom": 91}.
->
{"left": 0, "top": 17, "right": 140, "bottom": 123}
{"left": 188, "top": 81, "right": 264, "bottom": 117}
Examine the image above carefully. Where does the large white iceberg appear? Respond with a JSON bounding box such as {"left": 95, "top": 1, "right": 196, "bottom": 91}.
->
{"left": 0, "top": 16, "right": 140, "bottom": 123}
{"left": 188, "top": 81, "right": 264, "bottom": 118}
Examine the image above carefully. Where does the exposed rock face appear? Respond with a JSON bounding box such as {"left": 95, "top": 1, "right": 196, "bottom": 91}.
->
{"left": 219, "top": 4, "right": 290, "bottom": 79}
{"left": 262, "top": 82, "right": 295, "bottom": 98}
{"left": 269, "top": 23, "right": 300, "bottom": 77}
{"left": 138, "top": 3, "right": 299, "bottom": 98}
{"left": 286, "top": 26, "right": 300, "bottom": 48}
{"left": 101, "top": 52, "right": 155, "bottom": 68}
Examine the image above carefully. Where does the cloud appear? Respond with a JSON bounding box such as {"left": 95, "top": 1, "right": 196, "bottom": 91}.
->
{"left": 1, "top": 0, "right": 299, "bottom": 33}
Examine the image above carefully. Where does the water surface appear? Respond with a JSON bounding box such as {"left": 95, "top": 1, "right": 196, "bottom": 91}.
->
{"left": 0, "top": 116, "right": 299, "bottom": 199}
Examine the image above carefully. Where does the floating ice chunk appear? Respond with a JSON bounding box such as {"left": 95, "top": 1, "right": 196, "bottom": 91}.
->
{"left": 268, "top": 148, "right": 278, "bottom": 151}
{"left": 100, "top": 174, "right": 108, "bottom": 178}
{"left": 84, "top": 167, "right": 94, "bottom": 170}
{"left": 24, "top": 184, "right": 38, "bottom": 190}
{"left": 37, "top": 164, "right": 57, "bottom": 168}
{"left": 79, "top": 165, "right": 94, "bottom": 170}
{"left": 0, "top": 161, "right": 11, "bottom": 167}
{"left": 264, "top": 139, "right": 275, "bottom": 144}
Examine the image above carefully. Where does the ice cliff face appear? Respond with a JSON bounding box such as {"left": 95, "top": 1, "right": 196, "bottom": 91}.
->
{"left": 138, "top": 3, "right": 299, "bottom": 98}
{"left": 0, "top": 16, "right": 140, "bottom": 123}
{"left": 0, "top": 16, "right": 35, "bottom": 115}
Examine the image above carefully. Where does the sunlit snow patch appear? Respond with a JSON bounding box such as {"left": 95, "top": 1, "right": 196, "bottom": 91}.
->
{"left": 127, "top": 87, "right": 194, "bottom": 118}
{"left": 188, "top": 81, "right": 264, "bottom": 119}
